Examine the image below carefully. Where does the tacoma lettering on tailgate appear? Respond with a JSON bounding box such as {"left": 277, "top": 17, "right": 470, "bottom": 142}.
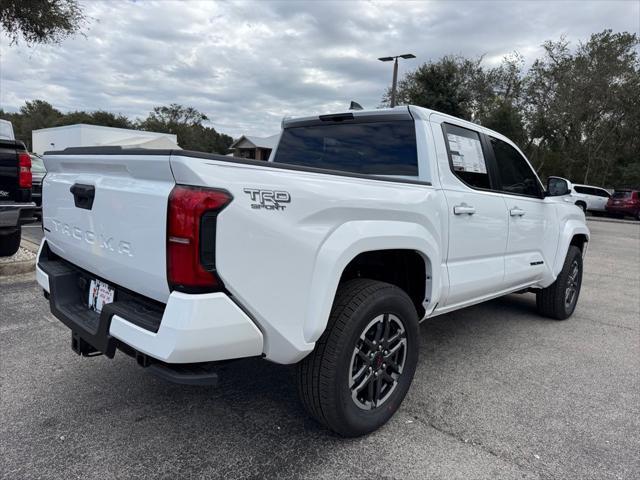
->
{"left": 50, "top": 219, "right": 133, "bottom": 257}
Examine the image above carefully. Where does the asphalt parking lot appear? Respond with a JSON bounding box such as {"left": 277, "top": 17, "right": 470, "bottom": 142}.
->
{"left": 1, "top": 220, "right": 638, "bottom": 480}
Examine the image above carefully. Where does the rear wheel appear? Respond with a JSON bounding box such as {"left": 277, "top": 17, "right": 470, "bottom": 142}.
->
{"left": 0, "top": 228, "right": 21, "bottom": 257}
{"left": 536, "top": 245, "right": 583, "bottom": 320}
{"left": 297, "top": 279, "right": 419, "bottom": 437}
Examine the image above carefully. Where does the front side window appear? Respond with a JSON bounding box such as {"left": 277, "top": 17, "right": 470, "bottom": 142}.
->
{"left": 573, "top": 186, "right": 588, "bottom": 194}
{"left": 273, "top": 121, "right": 418, "bottom": 176}
{"left": 490, "top": 137, "right": 541, "bottom": 197}
{"left": 443, "top": 124, "right": 490, "bottom": 189}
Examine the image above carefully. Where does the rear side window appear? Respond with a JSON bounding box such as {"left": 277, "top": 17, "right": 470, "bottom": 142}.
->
{"left": 273, "top": 121, "right": 418, "bottom": 176}
{"left": 580, "top": 187, "right": 610, "bottom": 197}
{"left": 490, "top": 137, "right": 541, "bottom": 197}
{"left": 443, "top": 124, "right": 490, "bottom": 189}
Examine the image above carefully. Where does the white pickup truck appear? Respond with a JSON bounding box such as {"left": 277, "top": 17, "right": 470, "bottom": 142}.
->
{"left": 37, "top": 106, "right": 589, "bottom": 436}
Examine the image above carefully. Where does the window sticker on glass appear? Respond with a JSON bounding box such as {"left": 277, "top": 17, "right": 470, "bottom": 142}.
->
{"left": 447, "top": 133, "right": 486, "bottom": 174}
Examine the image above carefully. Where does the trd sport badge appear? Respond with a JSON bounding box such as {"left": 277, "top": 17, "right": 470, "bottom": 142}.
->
{"left": 243, "top": 188, "right": 291, "bottom": 211}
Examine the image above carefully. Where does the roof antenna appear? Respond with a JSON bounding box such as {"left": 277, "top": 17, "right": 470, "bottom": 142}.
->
{"left": 349, "top": 101, "right": 363, "bottom": 111}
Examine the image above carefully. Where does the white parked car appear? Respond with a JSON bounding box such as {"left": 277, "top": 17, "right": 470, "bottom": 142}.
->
{"left": 570, "top": 183, "right": 611, "bottom": 213}
{"left": 36, "top": 106, "right": 589, "bottom": 436}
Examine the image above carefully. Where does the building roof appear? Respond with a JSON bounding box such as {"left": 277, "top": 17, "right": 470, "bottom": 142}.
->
{"left": 230, "top": 134, "right": 279, "bottom": 150}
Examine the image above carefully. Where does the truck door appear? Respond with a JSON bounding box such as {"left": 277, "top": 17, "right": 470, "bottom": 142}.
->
{"left": 430, "top": 116, "right": 508, "bottom": 308}
{"left": 485, "top": 135, "right": 558, "bottom": 288}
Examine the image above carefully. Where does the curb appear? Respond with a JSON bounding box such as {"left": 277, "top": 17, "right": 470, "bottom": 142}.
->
{"left": 0, "top": 258, "right": 36, "bottom": 277}
{"left": 586, "top": 216, "right": 639, "bottom": 226}
{"left": 21, "top": 238, "right": 41, "bottom": 254}
{"left": 0, "top": 256, "right": 35, "bottom": 277}
{"left": 0, "top": 239, "right": 39, "bottom": 277}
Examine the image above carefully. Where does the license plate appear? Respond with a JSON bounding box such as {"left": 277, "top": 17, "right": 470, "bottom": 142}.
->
{"left": 88, "top": 279, "right": 115, "bottom": 313}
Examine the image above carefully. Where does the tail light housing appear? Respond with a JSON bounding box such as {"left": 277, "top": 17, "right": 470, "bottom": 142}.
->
{"left": 18, "top": 152, "right": 32, "bottom": 188}
{"left": 167, "top": 185, "right": 232, "bottom": 293}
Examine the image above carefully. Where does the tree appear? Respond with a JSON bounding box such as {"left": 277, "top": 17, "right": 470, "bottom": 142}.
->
{"left": 0, "top": 101, "right": 233, "bottom": 155}
{"left": 137, "top": 104, "right": 233, "bottom": 154}
{"left": 0, "top": 0, "right": 86, "bottom": 45}
{"left": 525, "top": 30, "right": 639, "bottom": 185}
{"left": 0, "top": 100, "right": 63, "bottom": 149}
{"left": 387, "top": 54, "right": 526, "bottom": 142}
{"left": 386, "top": 30, "right": 640, "bottom": 188}
{"left": 479, "top": 53, "right": 527, "bottom": 145}
{"left": 59, "top": 110, "right": 133, "bottom": 129}
{"left": 386, "top": 56, "right": 491, "bottom": 120}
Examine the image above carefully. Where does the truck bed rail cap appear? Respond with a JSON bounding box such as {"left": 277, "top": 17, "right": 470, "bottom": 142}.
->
{"left": 43, "top": 146, "right": 175, "bottom": 156}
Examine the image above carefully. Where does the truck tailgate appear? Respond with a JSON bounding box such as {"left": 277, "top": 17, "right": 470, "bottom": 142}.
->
{"left": 42, "top": 153, "right": 175, "bottom": 303}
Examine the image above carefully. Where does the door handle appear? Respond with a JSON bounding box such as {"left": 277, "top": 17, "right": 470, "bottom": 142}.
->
{"left": 70, "top": 183, "right": 95, "bottom": 210}
{"left": 510, "top": 207, "right": 526, "bottom": 217}
{"left": 453, "top": 203, "right": 476, "bottom": 215}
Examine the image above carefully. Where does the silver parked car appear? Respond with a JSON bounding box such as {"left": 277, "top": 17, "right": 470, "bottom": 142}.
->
{"left": 570, "top": 183, "right": 611, "bottom": 213}
{"left": 30, "top": 154, "right": 46, "bottom": 209}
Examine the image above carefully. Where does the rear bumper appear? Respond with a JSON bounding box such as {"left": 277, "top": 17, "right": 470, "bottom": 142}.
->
{"left": 0, "top": 202, "right": 37, "bottom": 228}
{"left": 605, "top": 205, "right": 638, "bottom": 216}
{"left": 36, "top": 240, "right": 263, "bottom": 364}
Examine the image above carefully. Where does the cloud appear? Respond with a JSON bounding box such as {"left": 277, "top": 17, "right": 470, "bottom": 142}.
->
{"left": 1, "top": 0, "right": 638, "bottom": 137}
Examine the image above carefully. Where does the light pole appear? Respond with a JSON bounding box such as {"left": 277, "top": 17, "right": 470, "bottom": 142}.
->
{"left": 378, "top": 54, "right": 416, "bottom": 108}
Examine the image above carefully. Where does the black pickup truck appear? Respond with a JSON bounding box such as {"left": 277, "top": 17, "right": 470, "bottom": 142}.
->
{"left": 0, "top": 138, "right": 36, "bottom": 256}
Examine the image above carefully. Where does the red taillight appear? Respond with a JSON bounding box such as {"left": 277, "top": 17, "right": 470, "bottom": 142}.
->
{"left": 18, "top": 152, "right": 32, "bottom": 188}
{"left": 167, "top": 185, "right": 232, "bottom": 293}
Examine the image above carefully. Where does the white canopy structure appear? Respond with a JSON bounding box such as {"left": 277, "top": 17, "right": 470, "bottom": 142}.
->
{"left": 32, "top": 124, "right": 179, "bottom": 154}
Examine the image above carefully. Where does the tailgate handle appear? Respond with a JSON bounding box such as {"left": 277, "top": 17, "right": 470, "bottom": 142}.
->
{"left": 70, "top": 184, "right": 95, "bottom": 210}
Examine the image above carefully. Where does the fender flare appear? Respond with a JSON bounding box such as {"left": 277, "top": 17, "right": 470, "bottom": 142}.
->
{"left": 302, "top": 220, "right": 442, "bottom": 343}
{"left": 552, "top": 220, "right": 590, "bottom": 277}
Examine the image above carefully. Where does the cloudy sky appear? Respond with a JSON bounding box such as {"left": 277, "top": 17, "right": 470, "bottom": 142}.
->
{"left": 1, "top": 0, "right": 638, "bottom": 137}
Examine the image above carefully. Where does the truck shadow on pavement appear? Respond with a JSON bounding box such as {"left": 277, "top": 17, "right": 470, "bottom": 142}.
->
{"left": 22, "top": 293, "right": 554, "bottom": 477}
{"left": 2, "top": 288, "right": 571, "bottom": 480}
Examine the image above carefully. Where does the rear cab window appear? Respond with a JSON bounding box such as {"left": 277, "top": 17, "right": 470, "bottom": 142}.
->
{"left": 273, "top": 120, "right": 418, "bottom": 177}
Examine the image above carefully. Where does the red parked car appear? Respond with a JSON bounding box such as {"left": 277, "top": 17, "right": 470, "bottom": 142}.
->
{"left": 606, "top": 189, "right": 640, "bottom": 220}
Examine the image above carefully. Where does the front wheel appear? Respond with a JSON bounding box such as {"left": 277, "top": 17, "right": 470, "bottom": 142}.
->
{"left": 297, "top": 279, "right": 419, "bottom": 437}
{"left": 536, "top": 245, "right": 583, "bottom": 320}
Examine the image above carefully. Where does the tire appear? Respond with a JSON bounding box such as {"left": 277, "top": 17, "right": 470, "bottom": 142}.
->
{"left": 536, "top": 245, "right": 583, "bottom": 320}
{"left": 0, "top": 228, "right": 21, "bottom": 257}
{"left": 575, "top": 202, "right": 587, "bottom": 214}
{"left": 297, "top": 279, "right": 419, "bottom": 437}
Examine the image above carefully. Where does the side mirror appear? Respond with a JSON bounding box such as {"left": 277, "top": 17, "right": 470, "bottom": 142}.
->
{"left": 546, "top": 176, "right": 570, "bottom": 197}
